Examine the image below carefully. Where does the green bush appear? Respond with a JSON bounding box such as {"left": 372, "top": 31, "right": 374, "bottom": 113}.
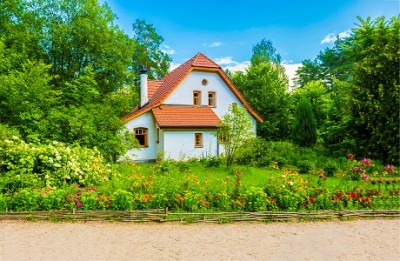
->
{"left": 322, "top": 160, "right": 339, "bottom": 177}
{"left": 297, "top": 160, "right": 315, "bottom": 174}
{"left": 0, "top": 137, "right": 111, "bottom": 188}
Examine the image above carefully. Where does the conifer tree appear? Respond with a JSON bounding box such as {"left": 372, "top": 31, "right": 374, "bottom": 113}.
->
{"left": 292, "top": 96, "right": 317, "bottom": 147}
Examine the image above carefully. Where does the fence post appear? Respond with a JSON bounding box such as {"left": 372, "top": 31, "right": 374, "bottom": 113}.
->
{"left": 164, "top": 207, "right": 168, "bottom": 222}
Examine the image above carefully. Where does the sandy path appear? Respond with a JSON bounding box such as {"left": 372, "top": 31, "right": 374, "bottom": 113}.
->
{"left": 0, "top": 219, "right": 399, "bottom": 261}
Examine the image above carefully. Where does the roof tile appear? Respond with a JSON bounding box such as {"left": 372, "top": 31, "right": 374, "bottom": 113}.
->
{"left": 152, "top": 106, "right": 221, "bottom": 128}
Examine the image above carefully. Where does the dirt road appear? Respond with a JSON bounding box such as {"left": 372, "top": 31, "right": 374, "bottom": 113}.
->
{"left": 1, "top": 219, "right": 399, "bottom": 260}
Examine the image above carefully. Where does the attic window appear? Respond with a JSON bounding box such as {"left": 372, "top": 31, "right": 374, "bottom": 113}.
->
{"left": 202, "top": 79, "right": 208, "bottom": 86}
{"left": 208, "top": 91, "right": 216, "bottom": 107}
{"left": 193, "top": 91, "right": 201, "bottom": 106}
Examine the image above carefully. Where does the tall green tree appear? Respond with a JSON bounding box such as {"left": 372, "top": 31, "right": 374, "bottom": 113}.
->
{"left": 295, "top": 38, "right": 353, "bottom": 88}
{"left": 36, "top": 0, "right": 134, "bottom": 94}
{"left": 345, "top": 16, "right": 400, "bottom": 164}
{"left": 132, "top": 19, "right": 171, "bottom": 80}
{"left": 0, "top": 1, "right": 142, "bottom": 161}
{"left": 292, "top": 96, "right": 317, "bottom": 147}
{"left": 291, "top": 80, "right": 331, "bottom": 129}
{"left": 232, "top": 39, "right": 291, "bottom": 140}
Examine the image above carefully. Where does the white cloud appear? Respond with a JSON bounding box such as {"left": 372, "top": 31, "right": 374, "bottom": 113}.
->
{"left": 213, "top": 56, "right": 249, "bottom": 73}
{"left": 321, "top": 29, "right": 351, "bottom": 44}
{"left": 161, "top": 45, "right": 176, "bottom": 55}
{"left": 203, "top": 42, "right": 222, "bottom": 48}
{"left": 168, "top": 62, "right": 180, "bottom": 72}
{"left": 214, "top": 56, "right": 238, "bottom": 65}
{"left": 282, "top": 63, "right": 302, "bottom": 90}
{"left": 222, "top": 61, "right": 251, "bottom": 73}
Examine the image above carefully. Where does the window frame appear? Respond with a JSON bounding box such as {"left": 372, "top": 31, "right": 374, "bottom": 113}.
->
{"left": 208, "top": 91, "right": 216, "bottom": 107}
{"left": 134, "top": 127, "right": 148, "bottom": 148}
{"left": 194, "top": 133, "right": 203, "bottom": 148}
{"left": 193, "top": 90, "right": 202, "bottom": 106}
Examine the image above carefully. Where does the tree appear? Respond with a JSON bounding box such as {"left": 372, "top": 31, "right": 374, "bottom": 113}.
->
{"left": 291, "top": 80, "right": 330, "bottom": 129}
{"left": 345, "top": 16, "right": 400, "bottom": 164}
{"left": 232, "top": 39, "right": 291, "bottom": 140}
{"left": 295, "top": 38, "right": 353, "bottom": 88}
{"left": 132, "top": 19, "right": 171, "bottom": 80}
{"left": 292, "top": 96, "right": 317, "bottom": 147}
{"left": 218, "top": 104, "right": 254, "bottom": 169}
{"left": 0, "top": 1, "right": 142, "bottom": 161}
{"left": 36, "top": 0, "right": 135, "bottom": 94}
{"left": 293, "top": 59, "right": 323, "bottom": 88}
{"left": 251, "top": 38, "right": 282, "bottom": 65}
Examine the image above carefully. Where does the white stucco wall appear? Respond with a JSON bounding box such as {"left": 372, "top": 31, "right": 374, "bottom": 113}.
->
{"left": 125, "top": 112, "right": 157, "bottom": 160}
{"left": 163, "top": 130, "right": 218, "bottom": 160}
{"left": 165, "top": 71, "right": 242, "bottom": 118}
{"left": 165, "top": 70, "right": 257, "bottom": 133}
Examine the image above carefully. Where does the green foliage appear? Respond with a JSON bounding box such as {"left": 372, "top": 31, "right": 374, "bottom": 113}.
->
{"left": 131, "top": 19, "right": 171, "bottom": 80}
{"left": 219, "top": 104, "right": 255, "bottom": 168}
{"left": 345, "top": 16, "right": 400, "bottom": 164}
{"left": 0, "top": 159, "right": 399, "bottom": 212}
{"left": 292, "top": 96, "right": 317, "bottom": 147}
{"left": 296, "top": 160, "right": 315, "bottom": 174}
{"left": 0, "top": 137, "right": 111, "bottom": 189}
{"left": 232, "top": 39, "right": 291, "bottom": 141}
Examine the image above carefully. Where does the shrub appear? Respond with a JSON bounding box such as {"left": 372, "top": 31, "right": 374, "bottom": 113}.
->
{"left": 0, "top": 137, "right": 111, "bottom": 188}
{"left": 202, "top": 156, "right": 222, "bottom": 168}
{"left": 322, "top": 160, "right": 339, "bottom": 177}
{"left": 296, "top": 160, "right": 315, "bottom": 174}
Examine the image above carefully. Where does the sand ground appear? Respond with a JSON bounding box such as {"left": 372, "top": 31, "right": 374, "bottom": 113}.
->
{"left": 0, "top": 219, "right": 399, "bottom": 261}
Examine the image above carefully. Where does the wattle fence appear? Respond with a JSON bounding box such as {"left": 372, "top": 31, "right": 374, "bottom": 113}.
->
{"left": 0, "top": 209, "right": 399, "bottom": 223}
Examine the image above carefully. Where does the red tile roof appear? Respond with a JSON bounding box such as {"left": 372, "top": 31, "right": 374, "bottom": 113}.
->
{"left": 152, "top": 106, "right": 221, "bottom": 128}
{"left": 148, "top": 80, "right": 163, "bottom": 99}
{"left": 123, "top": 52, "right": 263, "bottom": 123}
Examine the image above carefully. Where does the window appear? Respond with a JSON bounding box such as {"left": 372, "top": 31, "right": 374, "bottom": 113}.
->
{"left": 193, "top": 91, "right": 201, "bottom": 106}
{"left": 208, "top": 91, "right": 216, "bottom": 107}
{"left": 156, "top": 128, "right": 160, "bottom": 144}
{"left": 194, "top": 133, "right": 203, "bottom": 148}
{"left": 134, "top": 128, "right": 148, "bottom": 147}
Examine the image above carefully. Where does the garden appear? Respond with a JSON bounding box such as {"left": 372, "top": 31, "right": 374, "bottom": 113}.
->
{"left": 0, "top": 136, "right": 398, "bottom": 216}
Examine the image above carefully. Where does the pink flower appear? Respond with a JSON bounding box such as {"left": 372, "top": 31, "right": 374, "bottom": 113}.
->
{"left": 361, "top": 158, "right": 368, "bottom": 163}
{"left": 76, "top": 202, "right": 83, "bottom": 208}
{"left": 362, "top": 175, "right": 369, "bottom": 181}
{"left": 353, "top": 167, "right": 360, "bottom": 172}
{"left": 385, "top": 164, "right": 395, "bottom": 173}
{"left": 347, "top": 154, "right": 354, "bottom": 160}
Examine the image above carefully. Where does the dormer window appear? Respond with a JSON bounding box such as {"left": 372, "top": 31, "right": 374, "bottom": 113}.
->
{"left": 193, "top": 91, "right": 201, "bottom": 106}
{"left": 208, "top": 91, "right": 216, "bottom": 107}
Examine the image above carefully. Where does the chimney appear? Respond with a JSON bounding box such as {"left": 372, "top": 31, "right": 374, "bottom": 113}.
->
{"left": 140, "top": 66, "right": 148, "bottom": 107}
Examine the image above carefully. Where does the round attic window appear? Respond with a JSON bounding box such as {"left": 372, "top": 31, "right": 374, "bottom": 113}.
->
{"left": 202, "top": 79, "right": 208, "bottom": 86}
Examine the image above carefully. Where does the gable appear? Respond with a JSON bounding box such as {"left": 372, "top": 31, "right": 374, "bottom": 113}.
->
{"left": 123, "top": 52, "right": 263, "bottom": 123}
{"left": 164, "top": 71, "right": 243, "bottom": 118}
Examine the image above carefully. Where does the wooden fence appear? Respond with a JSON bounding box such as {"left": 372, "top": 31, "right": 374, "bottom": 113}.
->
{"left": 0, "top": 209, "right": 399, "bottom": 223}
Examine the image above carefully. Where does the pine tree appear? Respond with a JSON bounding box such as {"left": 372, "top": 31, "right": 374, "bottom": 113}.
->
{"left": 292, "top": 96, "right": 317, "bottom": 147}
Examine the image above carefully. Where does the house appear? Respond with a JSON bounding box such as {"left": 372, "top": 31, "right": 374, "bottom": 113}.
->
{"left": 123, "top": 53, "right": 263, "bottom": 161}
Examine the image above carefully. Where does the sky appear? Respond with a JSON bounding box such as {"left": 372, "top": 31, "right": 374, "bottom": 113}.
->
{"left": 101, "top": 0, "right": 399, "bottom": 86}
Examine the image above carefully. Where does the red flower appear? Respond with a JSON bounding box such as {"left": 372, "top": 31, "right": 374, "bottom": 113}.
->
{"left": 347, "top": 154, "right": 354, "bottom": 160}
{"left": 76, "top": 202, "right": 83, "bottom": 208}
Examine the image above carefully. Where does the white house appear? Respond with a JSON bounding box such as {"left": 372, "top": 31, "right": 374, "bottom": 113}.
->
{"left": 124, "top": 53, "right": 263, "bottom": 161}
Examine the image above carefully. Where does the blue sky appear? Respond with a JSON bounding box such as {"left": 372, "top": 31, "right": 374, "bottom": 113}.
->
{"left": 102, "top": 0, "right": 399, "bottom": 85}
